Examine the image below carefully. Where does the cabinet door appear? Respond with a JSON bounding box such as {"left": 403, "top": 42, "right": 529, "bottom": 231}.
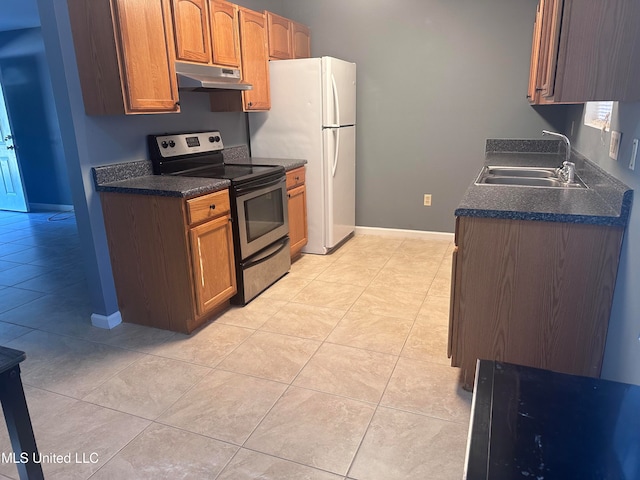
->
{"left": 209, "top": 0, "right": 241, "bottom": 67}
{"left": 171, "top": 0, "right": 212, "bottom": 63}
{"left": 267, "top": 12, "right": 292, "bottom": 59}
{"left": 238, "top": 8, "right": 271, "bottom": 110}
{"left": 112, "top": 0, "right": 180, "bottom": 112}
{"left": 292, "top": 21, "right": 311, "bottom": 59}
{"left": 287, "top": 184, "right": 308, "bottom": 258}
{"left": 189, "top": 214, "right": 237, "bottom": 315}
{"left": 527, "top": 0, "right": 544, "bottom": 103}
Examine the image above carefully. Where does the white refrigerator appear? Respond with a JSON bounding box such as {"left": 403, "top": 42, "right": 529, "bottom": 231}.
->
{"left": 249, "top": 56, "right": 356, "bottom": 254}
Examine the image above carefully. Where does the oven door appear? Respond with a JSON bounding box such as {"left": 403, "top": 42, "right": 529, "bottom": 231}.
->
{"left": 235, "top": 176, "right": 289, "bottom": 259}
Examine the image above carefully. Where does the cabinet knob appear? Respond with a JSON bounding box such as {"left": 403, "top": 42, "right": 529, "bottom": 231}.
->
{"left": 287, "top": 193, "right": 291, "bottom": 198}
{"left": 209, "top": 204, "right": 216, "bottom": 210}
{"left": 248, "top": 102, "right": 253, "bottom": 107}
{"left": 295, "top": 176, "right": 299, "bottom": 181}
{"left": 175, "top": 101, "right": 180, "bottom": 107}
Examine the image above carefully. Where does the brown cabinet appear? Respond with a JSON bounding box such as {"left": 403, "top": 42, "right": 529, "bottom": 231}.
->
{"left": 238, "top": 8, "right": 271, "bottom": 110}
{"left": 171, "top": 0, "right": 242, "bottom": 68}
{"left": 291, "top": 21, "right": 311, "bottom": 59}
{"left": 209, "top": 0, "right": 241, "bottom": 67}
{"left": 528, "top": 0, "right": 640, "bottom": 103}
{"left": 266, "top": 12, "right": 311, "bottom": 60}
{"left": 449, "top": 216, "right": 624, "bottom": 390}
{"left": 286, "top": 167, "right": 308, "bottom": 258}
{"left": 67, "top": 0, "right": 180, "bottom": 115}
{"left": 100, "top": 189, "right": 236, "bottom": 333}
{"left": 171, "top": 0, "right": 211, "bottom": 64}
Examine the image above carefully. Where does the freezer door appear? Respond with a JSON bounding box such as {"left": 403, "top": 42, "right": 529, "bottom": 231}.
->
{"left": 323, "top": 125, "right": 355, "bottom": 249}
{"left": 322, "top": 57, "right": 356, "bottom": 127}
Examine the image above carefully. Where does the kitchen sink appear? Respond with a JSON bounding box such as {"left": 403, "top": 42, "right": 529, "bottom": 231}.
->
{"left": 485, "top": 166, "right": 557, "bottom": 178}
{"left": 475, "top": 165, "right": 587, "bottom": 188}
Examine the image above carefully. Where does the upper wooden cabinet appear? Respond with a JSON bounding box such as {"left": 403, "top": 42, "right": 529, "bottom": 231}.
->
{"left": 209, "top": 1, "right": 241, "bottom": 67}
{"left": 266, "top": 11, "right": 310, "bottom": 60}
{"left": 67, "top": 0, "right": 180, "bottom": 115}
{"left": 171, "top": 0, "right": 242, "bottom": 68}
{"left": 171, "top": 0, "right": 211, "bottom": 64}
{"left": 238, "top": 8, "right": 271, "bottom": 110}
{"left": 267, "top": 12, "right": 293, "bottom": 59}
{"left": 291, "top": 21, "right": 311, "bottom": 59}
{"left": 529, "top": 0, "right": 640, "bottom": 104}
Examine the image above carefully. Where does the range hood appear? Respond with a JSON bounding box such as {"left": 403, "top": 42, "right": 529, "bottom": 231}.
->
{"left": 175, "top": 61, "right": 252, "bottom": 91}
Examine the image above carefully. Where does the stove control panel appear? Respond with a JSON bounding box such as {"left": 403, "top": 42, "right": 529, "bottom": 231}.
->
{"left": 151, "top": 131, "right": 224, "bottom": 158}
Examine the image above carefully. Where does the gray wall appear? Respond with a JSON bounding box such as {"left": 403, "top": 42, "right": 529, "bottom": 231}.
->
{"left": 564, "top": 103, "right": 640, "bottom": 385}
{"left": 0, "top": 28, "right": 72, "bottom": 206}
{"left": 281, "top": 0, "right": 566, "bottom": 232}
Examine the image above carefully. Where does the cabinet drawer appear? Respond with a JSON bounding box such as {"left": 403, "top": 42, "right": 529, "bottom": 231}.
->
{"left": 286, "top": 167, "right": 305, "bottom": 189}
{"left": 186, "top": 190, "right": 230, "bottom": 225}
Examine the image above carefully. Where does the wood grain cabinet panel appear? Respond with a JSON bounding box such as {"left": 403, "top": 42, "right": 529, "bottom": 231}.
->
{"left": 171, "top": 0, "right": 212, "bottom": 64}
{"left": 291, "top": 21, "right": 311, "bottom": 59}
{"left": 286, "top": 166, "right": 308, "bottom": 258}
{"left": 208, "top": 0, "right": 241, "bottom": 67}
{"left": 529, "top": 0, "right": 640, "bottom": 103}
{"left": 449, "top": 216, "right": 624, "bottom": 390}
{"left": 238, "top": 8, "right": 270, "bottom": 110}
{"left": 266, "top": 12, "right": 293, "bottom": 59}
{"left": 67, "top": 0, "right": 180, "bottom": 115}
{"left": 266, "top": 12, "right": 311, "bottom": 60}
{"left": 100, "top": 189, "right": 236, "bottom": 333}
{"left": 189, "top": 214, "right": 236, "bottom": 316}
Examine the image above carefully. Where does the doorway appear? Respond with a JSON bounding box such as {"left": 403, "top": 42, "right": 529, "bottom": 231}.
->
{"left": 0, "top": 74, "right": 28, "bottom": 212}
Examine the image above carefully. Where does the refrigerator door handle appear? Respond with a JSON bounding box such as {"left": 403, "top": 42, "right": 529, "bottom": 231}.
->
{"left": 331, "top": 73, "right": 340, "bottom": 127}
{"left": 332, "top": 128, "right": 340, "bottom": 177}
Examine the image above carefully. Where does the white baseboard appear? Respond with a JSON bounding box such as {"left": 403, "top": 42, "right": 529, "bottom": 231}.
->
{"left": 91, "top": 311, "right": 122, "bottom": 329}
{"left": 29, "top": 203, "right": 74, "bottom": 212}
{"left": 355, "top": 226, "right": 454, "bottom": 241}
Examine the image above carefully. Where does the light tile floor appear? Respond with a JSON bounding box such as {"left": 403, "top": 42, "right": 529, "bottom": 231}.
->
{"left": 0, "top": 209, "right": 471, "bottom": 480}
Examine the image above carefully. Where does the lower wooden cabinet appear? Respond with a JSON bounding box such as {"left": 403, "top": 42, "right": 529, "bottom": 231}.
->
{"left": 286, "top": 167, "right": 308, "bottom": 258}
{"left": 449, "top": 216, "right": 624, "bottom": 390}
{"left": 100, "top": 189, "right": 236, "bottom": 333}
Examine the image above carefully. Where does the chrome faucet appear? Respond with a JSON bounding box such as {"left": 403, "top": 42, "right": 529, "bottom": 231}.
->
{"left": 542, "top": 130, "right": 575, "bottom": 183}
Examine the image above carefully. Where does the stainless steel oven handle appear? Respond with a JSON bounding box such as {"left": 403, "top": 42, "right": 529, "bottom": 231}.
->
{"left": 243, "top": 237, "right": 289, "bottom": 269}
{"left": 234, "top": 176, "right": 285, "bottom": 196}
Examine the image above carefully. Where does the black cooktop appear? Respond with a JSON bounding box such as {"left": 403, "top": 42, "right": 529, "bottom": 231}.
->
{"left": 173, "top": 164, "right": 283, "bottom": 183}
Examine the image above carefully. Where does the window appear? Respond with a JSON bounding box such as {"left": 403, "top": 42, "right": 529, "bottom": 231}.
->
{"left": 584, "top": 101, "right": 613, "bottom": 131}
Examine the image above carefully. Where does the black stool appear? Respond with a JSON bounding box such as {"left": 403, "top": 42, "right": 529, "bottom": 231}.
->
{"left": 0, "top": 346, "right": 43, "bottom": 480}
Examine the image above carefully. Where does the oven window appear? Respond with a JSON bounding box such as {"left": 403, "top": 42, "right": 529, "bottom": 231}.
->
{"left": 244, "top": 190, "right": 285, "bottom": 243}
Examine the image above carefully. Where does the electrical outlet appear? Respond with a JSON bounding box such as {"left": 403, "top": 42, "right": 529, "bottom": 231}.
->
{"left": 610, "top": 131, "right": 621, "bottom": 160}
{"left": 630, "top": 139, "right": 638, "bottom": 171}
{"left": 423, "top": 194, "right": 432, "bottom": 206}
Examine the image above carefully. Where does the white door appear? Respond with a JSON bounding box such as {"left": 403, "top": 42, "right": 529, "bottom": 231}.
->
{"left": 322, "top": 57, "right": 356, "bottom": 127}
{"left": 324, "top": 125, "right": 355, "bottom": 249}
{"left": 0, "top": 79, "right": 28, "bottom": 212}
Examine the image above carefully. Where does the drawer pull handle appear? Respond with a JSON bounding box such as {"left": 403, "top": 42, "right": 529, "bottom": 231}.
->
{"left": 209, "top": 204, "right": 216, "bottom": 210}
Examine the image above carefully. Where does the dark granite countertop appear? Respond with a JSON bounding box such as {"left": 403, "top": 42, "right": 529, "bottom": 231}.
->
{"left": 92, "top": 146, "right": 306, "bottom": 198}
{"left": 456, "top": 140, "right": 633, "bottom": 227}
{"left": 466, "top": 360, "right": 640, "bottom": 479}
{"left": 92, "top": 160, "right": 230, "bottom": 198}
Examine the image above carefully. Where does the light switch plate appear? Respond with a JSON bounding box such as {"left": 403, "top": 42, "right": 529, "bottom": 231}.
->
{"left": 610, "top": 131, "right": 621, "bottom": 160}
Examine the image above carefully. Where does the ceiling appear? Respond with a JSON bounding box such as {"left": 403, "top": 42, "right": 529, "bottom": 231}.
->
{"left": 1, "top": 0, "right": 40, "bottom": 32}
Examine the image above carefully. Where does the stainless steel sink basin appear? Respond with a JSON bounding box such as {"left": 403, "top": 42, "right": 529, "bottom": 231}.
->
{"left": 485, "top": 166, "right": 557, "bottom": 178}
{"left": 475, "top": 165, "right": 587, "bottom": 188}
{"left": 482, "top": 177, "right": 564, "bottom": 187}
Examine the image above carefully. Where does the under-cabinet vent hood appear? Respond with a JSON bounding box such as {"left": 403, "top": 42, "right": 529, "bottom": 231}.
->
{"left": 175, "top": 62, "right": 252, "bottom": 91}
